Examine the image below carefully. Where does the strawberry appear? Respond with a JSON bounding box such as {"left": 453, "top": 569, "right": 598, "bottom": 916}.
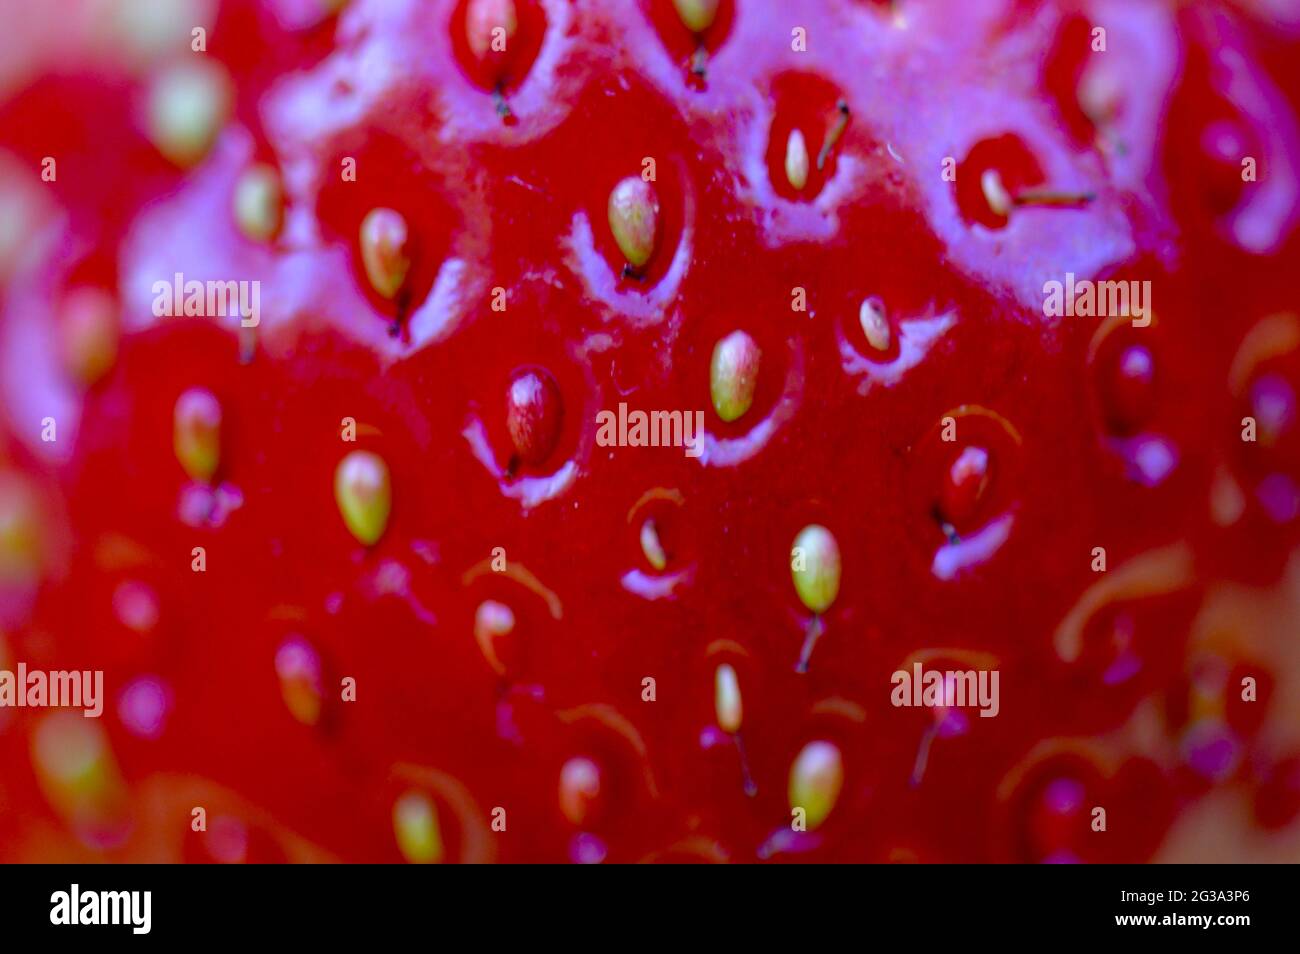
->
{"left": 0, "top": 0, "right": 1299, "bottom": 865}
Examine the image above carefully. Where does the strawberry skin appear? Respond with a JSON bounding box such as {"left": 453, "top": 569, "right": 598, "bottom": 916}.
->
{"left": 0, "top": 0, "right": 1299, "bottom": 863}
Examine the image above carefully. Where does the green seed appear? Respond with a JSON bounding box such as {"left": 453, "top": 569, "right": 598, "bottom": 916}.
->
{"left": 334, "top": 450, "right": 392, "bottom": 546}
{"left": 359, "top": 207, "right": 411, "bottom": 299}
{"left": 788, "top": 740, "right": 843, "bottom": 830}
{"left": 791, "top": 524, "right": 840, "bottom": 614}
{"left": 174, "top": 388, "right": 222, "bottom": 482}
{"left": 607, "top": 177, "right": 659, "bottom": 270}
{"left": 147, "top": 60, "right": 232, "bottom": 167}
{"left": 392, "top": 791, "right": 444, "bottom": 864}
{"left": 59, "top": 288, "right": 119, "bottom": 386}
{"left": 233, "top": 163, "right": 283, "bottom": 242}
{"left": 0, "top": 472, "right": 42, "bottom": 584}
{"left": 710, "top": 330, "right": 761, "bottom": 423}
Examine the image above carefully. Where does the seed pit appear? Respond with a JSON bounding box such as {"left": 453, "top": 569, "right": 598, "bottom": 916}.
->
{"left": 954, "top": 135, "right": 1044, "bottom": 229}
{"left": 317, "top": 134, "right": 455, "bottom": 330}
{"left": 765, "top": 73, "right": 849, "bottom": 201}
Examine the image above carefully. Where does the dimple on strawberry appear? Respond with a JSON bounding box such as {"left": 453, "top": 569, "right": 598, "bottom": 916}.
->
{"left": 0, "top": 0, "right": 1299, "bottom": 863}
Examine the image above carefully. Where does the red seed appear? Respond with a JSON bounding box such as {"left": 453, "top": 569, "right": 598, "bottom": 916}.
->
{"left": 506, "top": 368, "right": 563, "bottom": 467}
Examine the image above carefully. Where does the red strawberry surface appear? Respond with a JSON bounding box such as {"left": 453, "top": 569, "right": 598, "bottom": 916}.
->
{"left": 1, "top": 0, "right": 1299, "bottom": 863}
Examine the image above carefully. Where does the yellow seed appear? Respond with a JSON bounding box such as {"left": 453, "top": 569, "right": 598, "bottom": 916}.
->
{"left": 30, "top": 711, "right": 128, "bottom": 837}
{"left": 334, "top": 450, "right": 392, "bottom": 546}
{"left": 147, "top": 60, "right": 232, "bottom": 167}
{"left": 981, "top": 168, "right": 1013, "bottom": 217}
{"left": 607, "top": 177, "right": 659, "bottom": 270}
{"left": 785, "top": 128, "right": 810, "bottom": 191}
{"left": 0, "top": 474, "right": 41, "bottom": 584}
{"left": 59, "top": 288, "right": 119, "bottom": 386}
{"left": 672, "top": 0, "right": 720, "bottom": 33}
{"left": 173, "top": 388, "right": 222, "bottom": 482}
{"left": 359, "top": 207, "right": 411, "bottom": 299}
{"left": 474, "top": 599, "right": 515, "bottom": 676}
{"left": 640, "top": 518, "right": 668, "bottom": 571}
{"left": 858, "top": 297, "right": 890, "bottom": 351}
{"left": 710, "top": 329, "right": 761, "bottom": 423}
{"left": 233, "top": 163, "right": 283, "bottom": 242}
{"left": 791, "top": 524, "right": 840, "bottom": 614}
{"left": 788, "top": 739, "right": 843, "bottom": 830}
{"left": 275, "top": 637, "right": 323, "bottom": 727}
{"left": 393, "top": 791, "right": 444, "bottom": 863}
{"left": 559, "top": 756, "right": 601, "bottom": 826}
{"left": 714, "top": 663, "right": 743, "bottom": 734}
{"left": 31, "top": 711, "right": 114, "bottom": 801}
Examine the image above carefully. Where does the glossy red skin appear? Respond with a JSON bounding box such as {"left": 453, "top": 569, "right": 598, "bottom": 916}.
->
{"left": 0, "top": 0, "right": 1299, "bottom": 863}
